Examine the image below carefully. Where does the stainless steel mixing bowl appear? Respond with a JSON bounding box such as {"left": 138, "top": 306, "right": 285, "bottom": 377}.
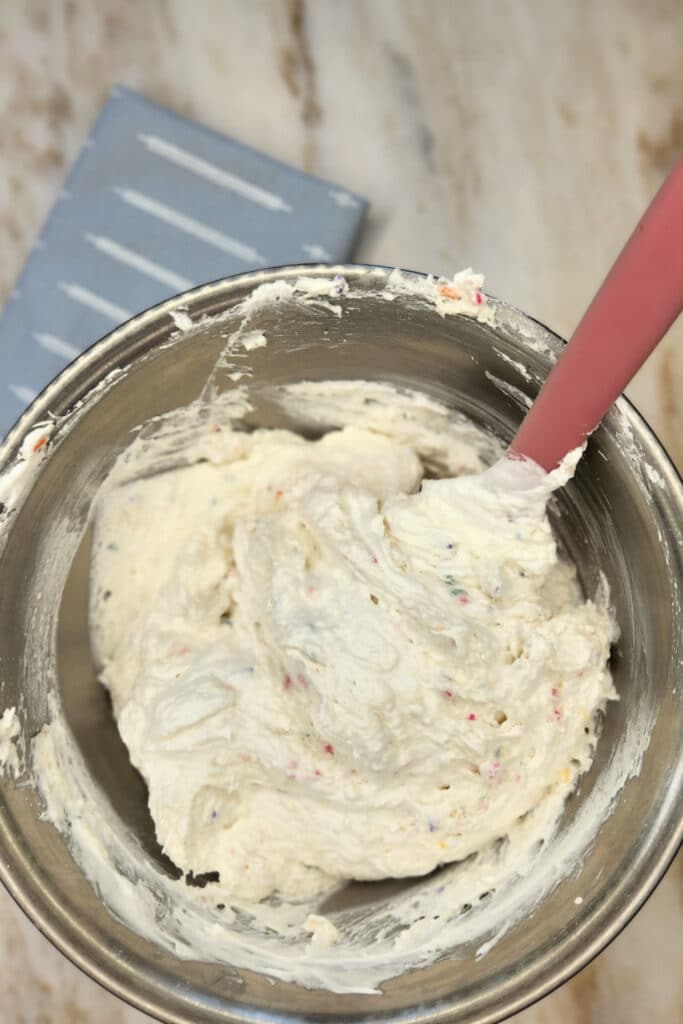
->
{"left": 0, "top": 265, "right": 681, "bottom": 1023}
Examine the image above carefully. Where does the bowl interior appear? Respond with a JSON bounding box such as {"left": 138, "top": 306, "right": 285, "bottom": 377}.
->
{"left": 0, "top": 267, "right": 681, "bottom": 1023}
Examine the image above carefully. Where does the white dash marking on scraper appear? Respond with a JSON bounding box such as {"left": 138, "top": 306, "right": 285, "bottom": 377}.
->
{"left": 58, "top": 282, "right": 132, "bottom": 322}
{"left": 34, "top": 332, "right": 80, "bottom": 361}
{"left": 114, "top": 188, "right": 266, "bottom": 265}
{"left": 9, "top": 384, "right": 38, "bottom": 404}
{"left": 84, "top": 234, "right": 194, "bottom": 292}
{"left": 137, "top": 134, "right": 293, "bottom": 213}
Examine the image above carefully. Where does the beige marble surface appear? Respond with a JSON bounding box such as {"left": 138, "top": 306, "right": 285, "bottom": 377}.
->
{"left": 0, "top": 0, "right": 681, "bottom": 1021}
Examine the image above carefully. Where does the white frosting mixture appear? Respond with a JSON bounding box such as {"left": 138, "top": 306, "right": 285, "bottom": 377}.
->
{"left": 0, "top": 707, "right": 21, "bottom": 778}
{"left": 91, "top": 384, "right": 617, "bottom": 903}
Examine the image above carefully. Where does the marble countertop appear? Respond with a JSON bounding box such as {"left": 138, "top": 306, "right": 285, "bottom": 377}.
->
{"left": 0, "top": 1, "right": 681, "bottom": 1021}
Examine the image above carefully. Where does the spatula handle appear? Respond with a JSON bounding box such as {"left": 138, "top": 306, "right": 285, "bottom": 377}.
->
{"left": 511, "top": 154, "right": 683, "bottom": 471}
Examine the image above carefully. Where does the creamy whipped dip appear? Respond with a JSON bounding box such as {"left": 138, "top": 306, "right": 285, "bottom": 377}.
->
{"left": 2, "top": 270, "right": 630, "bottom": 993}
{"left": 90, "top": 384, "right": 617, "bottom": 903}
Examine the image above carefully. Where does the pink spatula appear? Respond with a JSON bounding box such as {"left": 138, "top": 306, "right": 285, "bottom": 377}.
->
{"left": 510, "top": 154, "right": 683, "bottom": 472}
